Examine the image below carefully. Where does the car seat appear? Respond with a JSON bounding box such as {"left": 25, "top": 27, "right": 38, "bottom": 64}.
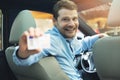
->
{"left": 5, "top": 10, "right": 70, "bottom": 80}
{"left": 93, "top": 0, "right": 120, "bottom": 80}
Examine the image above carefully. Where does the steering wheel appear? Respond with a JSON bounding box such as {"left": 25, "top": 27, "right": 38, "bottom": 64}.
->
{"left": 80, "top": 51, "right": 96, "bottom": 73}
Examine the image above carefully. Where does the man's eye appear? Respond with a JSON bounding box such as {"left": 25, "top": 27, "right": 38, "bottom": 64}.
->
{"left": 73, "top": 18, "right": 78, "bottom": 21}
{"left": 62, "top": 18, "right": 69, "bottom": 21}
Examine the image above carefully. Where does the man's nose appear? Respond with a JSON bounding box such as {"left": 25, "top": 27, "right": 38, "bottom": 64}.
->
{"left": 68, "top": 20, "right": 75, "bottom": 26}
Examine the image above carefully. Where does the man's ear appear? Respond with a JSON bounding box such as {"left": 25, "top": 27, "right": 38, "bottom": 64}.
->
{"left": 53, "top": 18, "right": 57, "bottom": 25}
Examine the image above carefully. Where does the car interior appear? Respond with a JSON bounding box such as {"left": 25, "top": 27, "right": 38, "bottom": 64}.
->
{"left": 5, "top": 8, "right": 99, "bottom": 80}
{"left": 0, "top": 0, "right": 99, "bottom": 79}
{"left": 1, "top": 0, "right": 120, "bottom": 80}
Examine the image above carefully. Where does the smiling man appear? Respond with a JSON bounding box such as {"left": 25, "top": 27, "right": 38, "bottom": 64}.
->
{"left": 55, "top": 8, "right": 79, "bottom": 38}
{"left": 13, "top": 0, "right": 105, "bottom": 80}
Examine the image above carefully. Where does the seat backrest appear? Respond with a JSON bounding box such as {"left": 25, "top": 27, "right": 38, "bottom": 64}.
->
{"left": 92, "top": 0, "right": 120, "bottom": 80}
{"left": 93, "top": 36, "right": 120, "bottom": 80}
{"left": 5, "top": 10, "right": 69, "bottom": 80}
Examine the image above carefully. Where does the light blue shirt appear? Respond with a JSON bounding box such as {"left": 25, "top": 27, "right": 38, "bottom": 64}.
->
{"left": 13, "top": 27, "right": 99, "bottom": 80}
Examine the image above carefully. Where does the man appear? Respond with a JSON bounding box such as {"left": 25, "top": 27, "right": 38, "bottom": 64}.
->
{"left": 13, "top": 0, "right": 106, "bottom": 80}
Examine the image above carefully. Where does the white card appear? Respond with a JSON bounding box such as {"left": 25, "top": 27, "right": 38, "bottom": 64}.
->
{"left": 27, "top": 34, "right": 50, "bottom": 50}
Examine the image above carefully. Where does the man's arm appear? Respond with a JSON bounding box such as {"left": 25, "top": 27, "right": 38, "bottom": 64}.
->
{"left": 82, "top": 33, "right": 108, "bottom": 51}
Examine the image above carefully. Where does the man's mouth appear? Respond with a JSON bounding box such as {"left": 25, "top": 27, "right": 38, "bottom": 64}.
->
{"left": 65, "top": 28, "right": 75, "bottom": 32}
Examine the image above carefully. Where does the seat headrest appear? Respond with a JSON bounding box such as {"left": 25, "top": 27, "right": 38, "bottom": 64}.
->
{"left": 107, "top": 0, "right": 120, "bottom": 27}
{"left": 9, "top": 10, "right": 36, "bottom": 44}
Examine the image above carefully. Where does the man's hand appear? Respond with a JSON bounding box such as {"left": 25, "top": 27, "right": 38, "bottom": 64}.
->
{"left": 97, "top": 33, "right": 109, "bottom": 38}
{"left": 17, "top": 27, "right": 43, "bottom": 59}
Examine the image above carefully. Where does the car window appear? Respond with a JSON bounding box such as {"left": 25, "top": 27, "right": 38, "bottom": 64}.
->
{"left": 30, "top": 10, "right": 54, "bottom": 33}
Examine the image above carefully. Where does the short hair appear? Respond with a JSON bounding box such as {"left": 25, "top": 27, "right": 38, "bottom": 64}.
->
{"left": 53, "top": 0, "right": 78, "bottom": 20}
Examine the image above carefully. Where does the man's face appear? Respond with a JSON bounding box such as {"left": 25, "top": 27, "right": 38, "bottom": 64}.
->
{"left": 55, "top": 8, "right": 79, "bottom": 38}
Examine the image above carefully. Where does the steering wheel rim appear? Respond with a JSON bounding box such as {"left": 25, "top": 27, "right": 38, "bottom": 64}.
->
{"left": 81, "top": 51, "right": 96, "bottom": 73}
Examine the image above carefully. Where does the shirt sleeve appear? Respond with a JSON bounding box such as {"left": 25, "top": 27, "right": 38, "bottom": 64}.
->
{"left": 13, "top": 46, "right": 44, "bottom": 66}
{"left": 81, "top": 34, "right": 99, "bottom": 51}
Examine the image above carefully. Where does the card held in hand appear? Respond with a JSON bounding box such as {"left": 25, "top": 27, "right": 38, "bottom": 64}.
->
{"left": 27, "top": 34, "right": 50, "bottom": 50}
